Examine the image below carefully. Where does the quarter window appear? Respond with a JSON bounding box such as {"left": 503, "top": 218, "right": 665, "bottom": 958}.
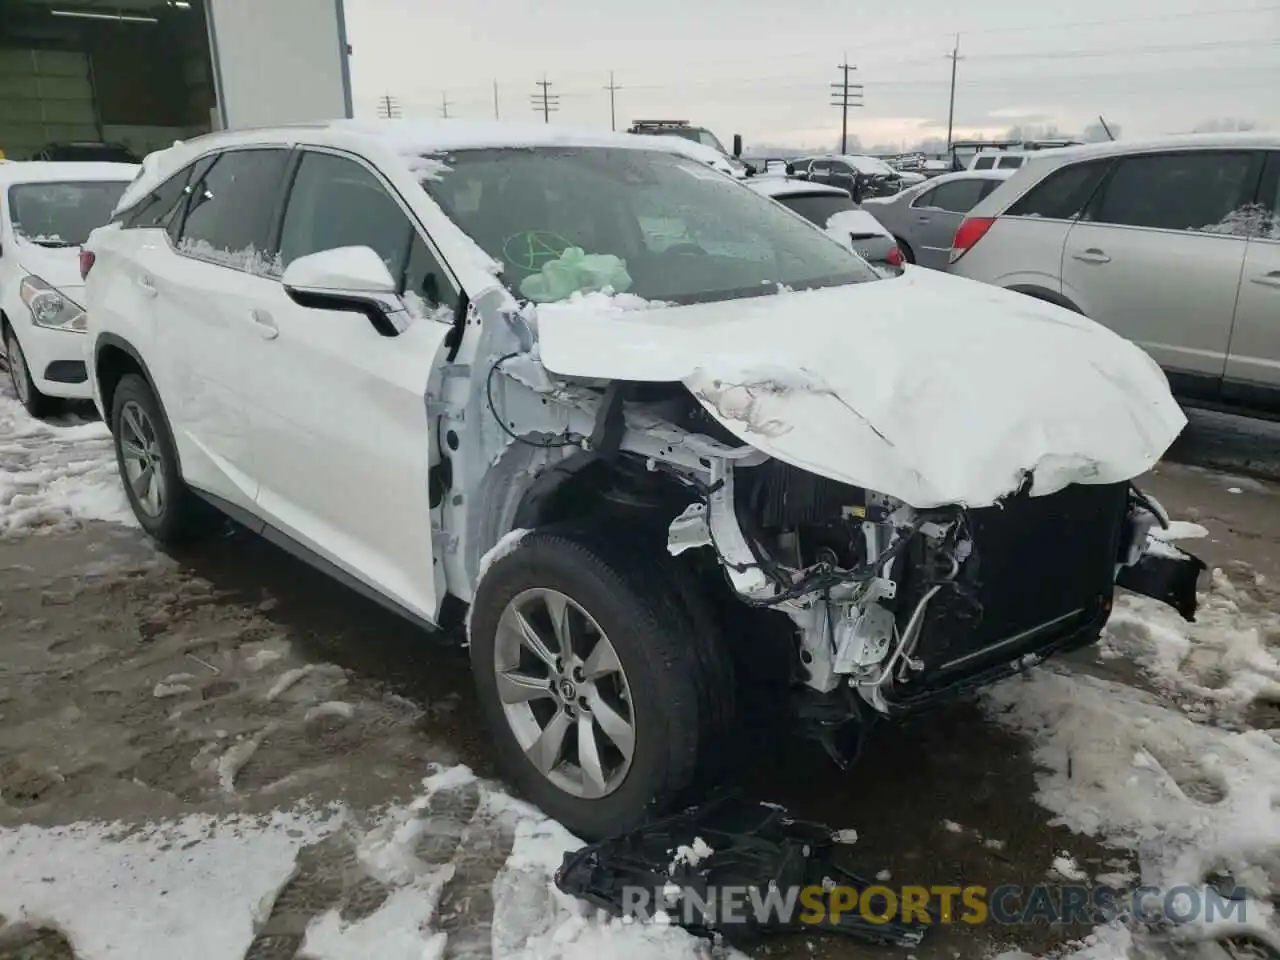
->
{"left": 176, "top": 149, "right": 290, "bottom": 273}
{"left": 1086, "top": 151, "right": 1258, "bottom": 233}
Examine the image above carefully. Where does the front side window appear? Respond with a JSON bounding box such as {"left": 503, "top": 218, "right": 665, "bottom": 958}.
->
{"left": 280, "top": 151, "right": 457, "bottom": 312}
{"left": 8, "top": 180, "right": 129, "bottom": 246}
{"left": 1086, "top": 150, "right": 1258, "bottom": 233}
{"left": 177, "top": 148, "right": 290, "bottom": 273}
{"left": 420, "top": 146, "right": 879, "bottom": 305}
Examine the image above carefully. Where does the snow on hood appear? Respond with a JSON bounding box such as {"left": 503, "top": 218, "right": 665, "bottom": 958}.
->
{"left": 532, "top": 269, "right": 1185, "bottom": 508}
{"left": 12, "top": 239, "right": 85, "bottom": 295}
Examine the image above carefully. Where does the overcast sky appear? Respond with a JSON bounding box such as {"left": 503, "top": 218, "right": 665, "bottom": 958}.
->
{"left": 344, "top": 0, "right": 1278, "bottom": 151}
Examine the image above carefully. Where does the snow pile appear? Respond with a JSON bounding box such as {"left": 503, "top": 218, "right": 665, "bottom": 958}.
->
{"left": 982, "top": 667, "right": 1280, "bottom": 949}
{"left": 1105, "top": 566, "right": 1280, "bottom": 722}
{"left": 0, "top": 389, "right": 134, "bottom": 537}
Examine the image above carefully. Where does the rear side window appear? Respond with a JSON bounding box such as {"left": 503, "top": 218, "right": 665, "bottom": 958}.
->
{"left": 915, "top": 178, "right": 989, "bottom": 213}
{"left": 1086, "top": 151, "right": 1258, "bottom": 233}
{"left": 1005, "top": 160, "right": 1110, "bottom": 220}
{"left": 997, "top": 156, "right": 1023, "bottom": 169}
{"left": 973, "top": 156, "right": 995, "bottom": 170}
{"left": 176, "top": 148, "right": 290, "bottom": 272}
{"left": 121, "top": 166, "right": 192, "bottom": 229}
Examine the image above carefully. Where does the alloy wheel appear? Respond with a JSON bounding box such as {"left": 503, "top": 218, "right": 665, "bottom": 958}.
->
{"left": 493, "top": 587, "right": 636, "bottom": 799}
{"left": 119, "top": 400, "right": 166, "bottom": 518}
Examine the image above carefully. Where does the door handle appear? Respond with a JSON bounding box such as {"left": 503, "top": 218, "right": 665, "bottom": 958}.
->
{"left": 916, "top": 216, "right": 931, "bottom": 223}
{"left": 1250, "top": 271, "right": 1280, "bottom": 289}
{"left": 137, "top": 275, "right": 157, "bottom": 298}
{"left": 1071, "top": 248, "right": 1112, "bottom": 264}
{"left": 250, "top": 309, "right": 279, "bottom": 340}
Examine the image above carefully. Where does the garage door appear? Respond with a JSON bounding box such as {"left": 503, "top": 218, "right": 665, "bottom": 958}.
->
{"left": 0, "top": 48, "right": 98, "bottom": 161}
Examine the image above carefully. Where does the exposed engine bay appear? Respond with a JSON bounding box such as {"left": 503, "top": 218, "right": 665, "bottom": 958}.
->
{"left": 446, "top": 334, "right": 1203, "bottom": 764}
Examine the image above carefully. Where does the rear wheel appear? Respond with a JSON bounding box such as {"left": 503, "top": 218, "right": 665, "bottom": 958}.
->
{"left": 468, "top": 528, "right": 734, "bottom": 839}
{"left": 4, "top": 327, "right": 56, "bottom": 418}
{"left": 110, "top": 374, "right": 211, "bottom": 545}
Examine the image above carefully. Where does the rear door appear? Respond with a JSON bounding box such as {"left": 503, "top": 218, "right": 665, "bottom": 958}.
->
{"left": 1060, "top": 149, "right": 1261, "bottom": 392}
{"left": 1223, "top": 151, "right": 1280, "bottom": 406}
{"left": 909, "top": 177, "right": 997, "bottom": 269}
{"left": 148, "top": 147, "right": 291, "bottom": 510}
{"left": 245, "top": 147, "right": 460, "bottom": 621}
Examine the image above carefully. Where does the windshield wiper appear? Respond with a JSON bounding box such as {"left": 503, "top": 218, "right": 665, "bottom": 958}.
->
{"left": 28, "top": 239, "right": 78, "bottom": 249}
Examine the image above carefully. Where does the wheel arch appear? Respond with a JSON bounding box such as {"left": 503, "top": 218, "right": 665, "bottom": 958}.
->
{"left": 1006, "top": 284, "right": 1084, "bottom": 314}
{"left": 893, "top": 235, "right": 916, "bottom": 263}
{"left": 93, "top": 334, "right": 184, "bottom": 475}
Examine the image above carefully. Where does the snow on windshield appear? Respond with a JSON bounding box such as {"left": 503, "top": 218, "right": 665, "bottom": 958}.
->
{"left": 416, "top": 146, "right": 878, "bottom": 306}
{"left": 7, "top": 181, "right": 128, "bottom": 247}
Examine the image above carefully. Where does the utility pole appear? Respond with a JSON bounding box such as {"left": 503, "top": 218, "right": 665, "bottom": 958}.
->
{"left": 945, "top": 34, "right": 963, "bottom": 151}
{"left": 531, "top": 75, "right": 558, "bottom": 123}
{"left": 829, "top": 57, "right": 862, "bottom": 154}
{"left": 440, "top": 91, "right": 452, "bottom": 119}
{"left": 377, "top": 93, "right": 401, "bottom": 119}
{"left": 603, "top": 71, "right": 623, "bottom": 131}
{"left": 493, "top": 80, "right": 500, "bottom": 120}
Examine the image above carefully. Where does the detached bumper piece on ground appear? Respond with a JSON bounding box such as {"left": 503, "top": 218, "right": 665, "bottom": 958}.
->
{"left": 554, "top": 794, "right": 931, "bottom": 947}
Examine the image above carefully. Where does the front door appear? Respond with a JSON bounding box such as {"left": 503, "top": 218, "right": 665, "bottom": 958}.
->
{"left": 245, "top": 148, "right": 460, "bottom": 622}
{"left": 1223, "top": 151, "right": 1280, "bottom": 401}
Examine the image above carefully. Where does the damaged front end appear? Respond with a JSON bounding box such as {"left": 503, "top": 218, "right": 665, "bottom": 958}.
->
{"left": 668, "top": 453, "right": 1204, "bottom": 762}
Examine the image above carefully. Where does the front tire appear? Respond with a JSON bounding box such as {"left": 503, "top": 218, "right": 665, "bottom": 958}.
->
{"left": 469, "top": 529, "right": 732, "bottom": 840}
{"left": 110, "top": 373, "right": 209, "bottom": 545}
{"left": 4, "top": 327, "right": 56, "bottom": 418}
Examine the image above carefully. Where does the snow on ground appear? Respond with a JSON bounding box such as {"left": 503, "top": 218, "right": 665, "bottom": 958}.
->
{"left": 0, "top": 767, "right": 729, "bottom": 960}
{"left": 983, "top": 662, "right": 1280, "bottom": 955}
{"left": 0, "top": 388, "right": 133, "bottom": 538}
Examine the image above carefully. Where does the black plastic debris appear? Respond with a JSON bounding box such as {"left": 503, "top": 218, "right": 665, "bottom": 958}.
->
{"left": 554, "top": 793, "right": 931, "bottom": 947}
{"left": 1115, "top": 544, "right": 1206, "bottom": 622}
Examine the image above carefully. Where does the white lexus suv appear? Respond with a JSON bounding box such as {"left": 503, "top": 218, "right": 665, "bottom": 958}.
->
{"left": 84, "top": 120, "right": 1201, "bottom": 840}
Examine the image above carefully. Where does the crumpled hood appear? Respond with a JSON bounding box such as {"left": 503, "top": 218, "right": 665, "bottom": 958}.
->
{"left": 532, "top": 268, "right": 1186, "bottom": 508}
{"left": 14, "top": 242, "right": 85, "bottom": 299}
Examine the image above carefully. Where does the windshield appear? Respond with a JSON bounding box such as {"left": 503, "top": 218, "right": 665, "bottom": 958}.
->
{"left": 420, "top": 147, "right": 878, "bottom": 305}
{"left": 7, "top": 180, "right": 128, "bottom": 246}
{"left": 776, "top": 193, "right": 857, "bottom": 226}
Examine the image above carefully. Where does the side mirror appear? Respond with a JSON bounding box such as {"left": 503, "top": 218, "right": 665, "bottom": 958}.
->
{"left": 282, "top": 246, "right": 408, "bottom": 337}
{"left": 732, "top": 133, "right": 743, "bottom": 158}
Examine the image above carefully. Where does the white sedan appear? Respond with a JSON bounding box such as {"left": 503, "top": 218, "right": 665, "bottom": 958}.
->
{"left": 747, "top": 176, "right": 904, "bottom": 274}
{"left": 1, "top": 161, "right": 138, "bottom": 415}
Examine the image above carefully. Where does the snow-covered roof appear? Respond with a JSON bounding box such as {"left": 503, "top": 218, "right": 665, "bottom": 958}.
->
{"left": 1024, "top": 130, "right": 1280, "bottom": 163}
{"left": 747, "top": 177, "right": 848, "bottom": 199}
{"left": 0, "top": 161, "right": 139, "bottom": 187}
{"left": 797, "top": 153, "right": 897, "bottom": 177}
{"left": 113, "top": 118, "right": 734, "bottom": 220}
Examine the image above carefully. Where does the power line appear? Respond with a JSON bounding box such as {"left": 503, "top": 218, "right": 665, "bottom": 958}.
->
{"left": 377, "top": 93, "right": 401, "bottom": 119}
{"left": 603, "top": 71, "right": 623, "bottom": 131}
{"left": 531, "top": 75, "right": 559, "bottom": 123}
{"left": 945, "top": 35, "right": 964, "bottom": 151}
{"left": 830, "top": 58, "right": 862, "bottom": 154}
